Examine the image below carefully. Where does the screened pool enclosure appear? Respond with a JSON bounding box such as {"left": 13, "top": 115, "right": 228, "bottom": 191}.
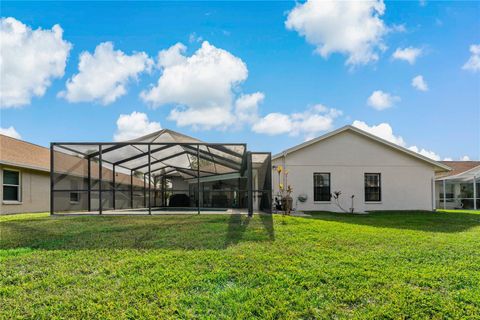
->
{"left": 50, "top": 130, "right": 272, "bottom": 216}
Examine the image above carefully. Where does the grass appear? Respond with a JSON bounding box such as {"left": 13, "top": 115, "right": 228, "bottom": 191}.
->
{"left": 1, "top": 211, "right": 479, "bottom": 319}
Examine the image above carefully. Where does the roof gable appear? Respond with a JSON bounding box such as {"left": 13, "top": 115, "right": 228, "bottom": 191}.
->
{"left": 128, "top": 129, "right": 202, "bottom": 143}
{"left": 273, "top": 125, "right": 451, "bottom": 172}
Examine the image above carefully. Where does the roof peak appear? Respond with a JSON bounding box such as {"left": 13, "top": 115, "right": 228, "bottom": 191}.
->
{"left": 272, "top": 125, "right": 450, "bottom": 172}
{"left": 127, "top": 128, "right": 202, "bottom": 143}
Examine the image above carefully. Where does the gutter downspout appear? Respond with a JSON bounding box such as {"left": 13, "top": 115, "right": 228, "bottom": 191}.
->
{"left": 443, "top": 179, "right": 446, "bottom": 210}
{"left": 474, "top": 175, "right": 477, "bottom": 211}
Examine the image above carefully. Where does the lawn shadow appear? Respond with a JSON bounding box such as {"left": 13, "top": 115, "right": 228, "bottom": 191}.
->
{"left": 224, "top": 214, "right": 251, "bottom": 247}
{"left": 300, "top": 211, "right": 480, "bottom": 233}
{"left": 259, "top": 213, "right": 275, "bottom": 241}
{"left": 0, "top": 214, "right": 275, "bottom": 251}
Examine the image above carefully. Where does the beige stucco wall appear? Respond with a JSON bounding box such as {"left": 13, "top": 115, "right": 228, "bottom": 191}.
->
{"left": 272, "top": 130, "right": 436, "bottom": 213}
{"left": 0, "top": 165, "right": 50, "bottom": 214}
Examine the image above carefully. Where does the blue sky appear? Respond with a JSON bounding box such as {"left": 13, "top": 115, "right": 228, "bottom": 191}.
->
{"left": 1, "top": 1, "right": 479, "bottom": 160}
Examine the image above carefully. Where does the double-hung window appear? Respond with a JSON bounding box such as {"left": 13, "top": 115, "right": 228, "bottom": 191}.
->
{"left": 364, "top": 173, "right": 381, "bottom": 202}
{"left": 314, "top": 173, "right": 331, "bottom": 201}
{"left": 3, "top": 169, "right": 21, "bottom": 202}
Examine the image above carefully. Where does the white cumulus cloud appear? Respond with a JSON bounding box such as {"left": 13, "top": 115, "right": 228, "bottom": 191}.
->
{"left": 252, "top": 113, "right": 293, "bottom": 136}
{"left": 157, "top": 42, "right": 187, "bottom": 68}
{"left": 352, "top": 120, "right": 441, "bottom": 160}
{"left": 285, "top": 0, "right": 388, "bottom": 66}
{"left": 0, "top": 126, "right": 21, "bottom": 139}
{"left": 141, "top": 41, "right": 254, "bottom": 130}
{"left": 352, "top": 120, "right": 406, "bottom": 146}
{"left": 392, "top": 47, "right": 422, "bottom": 64}
{"left": 59, "top": 42, "right": 153, "bottom": 105}
{"left": 460, "top": 155, "right": 471, "bottom": 161}
{"left": 253, "top": 104, "right": 342, "bottom": 139}
{"left": 367, "top": 90, "right": 400, "bottom": 110}
{"left": 0, "top": 17, "right": 71, "bottom": 108}
{"left": 234, "top": 92, "right": 265, "bottom": 124}
{"left": 411, "top": 75, "right": 428, "bottom": 91}
{"left": 407, "top": 146, "right": 440, "bottom": 161}
{"left": 113, "top": 111, "right": 161, "bottom": 141}
{"left": 462, "top": 44, "right": 480, "bottom": 72}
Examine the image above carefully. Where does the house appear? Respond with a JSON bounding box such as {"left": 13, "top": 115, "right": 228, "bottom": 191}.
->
{"left": 272, "top": 125, "right": 451, "bottom": 213}
{"left": 1, "top": 134, "right": 50, "bottom": 214}
{"left": 435, "top": 161, "right": 479, "bottom": 210}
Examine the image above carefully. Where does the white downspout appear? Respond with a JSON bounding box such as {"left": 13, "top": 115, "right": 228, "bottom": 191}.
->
{"left": 432, "top": 177, "right": 436, "bottom": 211}
{"left": 443, "top": 179, "right": 446, "bottom": 210}
{"left": 474, "top": 175, "right": 477, "bottom": 211}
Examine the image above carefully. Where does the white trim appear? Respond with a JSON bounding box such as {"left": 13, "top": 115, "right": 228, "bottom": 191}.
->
{"left": 2, "top": 201, "right": 23, "bottom": 205}
{"left": 2, "top": 167, "right": 22, "bottom": 202}
{"left": 0, "top": 160, "right": 49, "bottom": 173}
{"left": 272, "top": 125, "right": 451, "bottom": 172}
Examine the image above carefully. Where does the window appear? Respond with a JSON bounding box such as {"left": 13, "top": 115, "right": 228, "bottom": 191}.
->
{"left": 3, "top": 169, "right": 21, "bottom": 202}
{"left": 70, "top": 192, "right": 80, "bottom": 203}
{"left": 314, "top": 173, "right": 331, "bottom": 201}
{"left": 365, "top": 173, "right": 381, "bottom": 202}
{"left": 70, "top": 180, "right": 80, "bottom": 203}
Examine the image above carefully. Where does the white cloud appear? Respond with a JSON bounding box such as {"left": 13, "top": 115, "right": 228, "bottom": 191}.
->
{"left": 392, "top": 47, "right": 422, "bottom": 64}
{"left": 352, "top": 120, "right": 442, "bottom": 160}
{"left": 285, "top": 0, "right": 388, "bottom": 66}
{"left": 391, "top": 24, "right": 407, "bottom": 33}
{"left": 234, "top": 92, "right": 264, "bottom": 124}
{"left": 0, "top": 17, "right": 71, "bottom": 108}
{"left": 157, "top": 42, "right": 187, "bottom": 68}
{"left": 352, "top": 120, "right": 406, "bottom": 146}
{"left": 408, "top": 146, "right": 440, "bottom": 161}
{"left": 188, "top": 32, "right": 203, "bottom": 43}
{"left": 251, "top": 113, "right": 292, "bottom": 136}
{"left": 113, "top": 111, "right": 161, "bottom": 141}
{"left": 411, "top": 75, "right": 428, "bottom": 91}
{"left": 0, "top": 126, "right": 21, "bottom": 139}
{"left": 141, "top": 41, "right": 251, "bottom": 130}
{"left": 367, "top": 90, "right": 400, "bottom": 110}
{"left": 443, "top": 157, "right": 453, "bottom": 161}
{"left": 460, "top": 155, "right": 471, "bottom": 161}
{"left": 59, "top": 42, "right": 153, "bottom": 105}
{"left": 253, "top": 104, "right": 342, "bottom": 138}
{"left": 462, "top": 44, "right": 480, "bottom": 72}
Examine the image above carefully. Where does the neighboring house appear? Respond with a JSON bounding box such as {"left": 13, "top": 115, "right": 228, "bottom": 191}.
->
{"left": 272, "top": 126, "right": 451, "bottom": 213}
{"left": 1, "top": 134, "right": 50, "bottom": 214}
{"left": 435, "top": 161, "right": 480, "bottom": 210}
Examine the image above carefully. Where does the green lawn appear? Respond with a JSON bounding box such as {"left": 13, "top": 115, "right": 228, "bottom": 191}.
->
{"left": 1, "top": 211, "right": 479, "bottom": 319}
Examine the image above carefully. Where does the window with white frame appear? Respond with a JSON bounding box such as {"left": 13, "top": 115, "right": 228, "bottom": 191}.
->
{"left": 3, "top": 169, "right": 21, "bottom": 202}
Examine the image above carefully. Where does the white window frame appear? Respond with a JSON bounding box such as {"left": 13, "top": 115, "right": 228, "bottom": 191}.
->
{"left": 3, "top": 168, "right": 22, "bottom": 203}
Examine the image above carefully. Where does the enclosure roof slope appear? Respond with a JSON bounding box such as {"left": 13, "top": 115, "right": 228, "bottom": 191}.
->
{"left": 272, "top": 125, "right": 451, "bottom": 172}
{"left": 53, "top": 129, "right": 247, "bottom": 178}
{"left": 126, "top": 129, "right": 202, "bottom": 144}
